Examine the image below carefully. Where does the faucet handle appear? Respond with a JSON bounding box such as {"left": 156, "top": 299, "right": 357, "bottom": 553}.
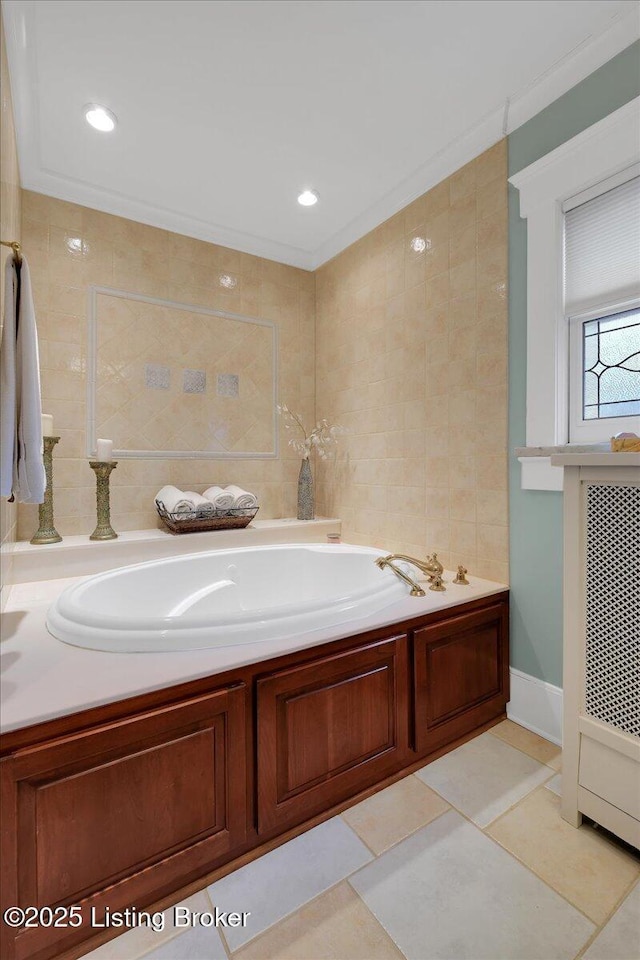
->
{"left": 429, "top": 573, "right": 446, "bottom": 592}
{"left": 453, "top": 564, "right": 469, "bottom": 585}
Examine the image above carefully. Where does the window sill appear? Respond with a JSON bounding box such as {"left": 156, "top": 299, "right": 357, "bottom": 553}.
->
{"left": 515, "top": 444, "right": 610, "bottom": 491}
{"left": 515, "top": 443, "right": 611, "bottom": 457}
{"left": 516, "top": 444, "right": 640, "bottom": 489}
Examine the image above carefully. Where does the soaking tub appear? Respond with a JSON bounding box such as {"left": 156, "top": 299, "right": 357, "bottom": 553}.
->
{"left": 46, "top": 543, "right": 409, "bottom": 652}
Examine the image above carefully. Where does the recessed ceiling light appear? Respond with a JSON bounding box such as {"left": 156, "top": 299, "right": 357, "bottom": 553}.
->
{"left": 297, "top": 189, "right": 319, "bottom": 207}
{"left": 84, "top": 104, "right": 117, "bottom": 132}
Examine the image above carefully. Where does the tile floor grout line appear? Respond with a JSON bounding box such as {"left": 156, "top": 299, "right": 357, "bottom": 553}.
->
{"left": 85, "top": 722, "right": 636, "bottom": 960}
{"left": 486, "top": 725, "right": 562, "bottom": 772}
{"left": 132, "top": 884, "right": 232, "bottom": 960}
{"left": 220, "top": 806, "right": 454, "bottom": 957}
{"left": 481, "top": 772, "right": 557, "bottom": 832}
{"left": 409, "top": 760, "right": 556, "bottom": 837}
{"left": 480, "top": 793, "right": 640, "bottom": 930}
{"left": 344, "top": 772, "right": 604, "bottom": 941}
{"left": 350, "top": 797, "right": 597, "bottom": 960}
{"left": 207, "top": 880, "right": 233, "bottom": 960}
{"left": 224, "top": 875, "right": 392, "bottom": 957}
{"left": 410, "top": 733, "right": 639, "bottom": 951}
{"left": 339, "top": 800, "right": 452, "bottom": 860}
{"left": 109, "top": 895, "right": 215, "bottom": 960}
{"left": 483, "top": 825, "right": 604, "bottom": 929}
{"left": 571, "top": 874, "right": 640, "bottom": 960}
{"left": 414, "top": 779, "right": 612, "bottom": 930}
{"left": 336, "top": 812, "right": 380, "bottom": 859}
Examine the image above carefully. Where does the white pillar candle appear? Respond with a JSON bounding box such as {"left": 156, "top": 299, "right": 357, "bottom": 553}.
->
{"left": 96, "top": 438, "right": 113, "bottom": 462}
{"left": 41, "top": 414, "right": 54, "bottom": 437}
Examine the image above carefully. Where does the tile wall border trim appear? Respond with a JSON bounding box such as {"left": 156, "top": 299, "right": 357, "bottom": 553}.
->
{"left": 86, "top": 285, "right": 279, "bottom": 460}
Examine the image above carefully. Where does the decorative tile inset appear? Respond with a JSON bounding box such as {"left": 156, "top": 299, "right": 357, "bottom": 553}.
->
{"left": 217, "top": 373, "right": 239, "bottom": 397}
{"left": 182, "top": 369, "right": 206, "bottom": 394}
{"left": 145, "top": 363, "right": 170, "bottom": 390}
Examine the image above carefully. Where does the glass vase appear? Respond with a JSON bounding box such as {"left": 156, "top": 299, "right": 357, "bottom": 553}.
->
{"left": 297, "top": 458, "right": 314, "bottom": 520}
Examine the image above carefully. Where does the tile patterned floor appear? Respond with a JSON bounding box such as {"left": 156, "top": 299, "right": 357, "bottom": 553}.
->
{"left": 81, "top": 721, "right": 640, "bottom": 960}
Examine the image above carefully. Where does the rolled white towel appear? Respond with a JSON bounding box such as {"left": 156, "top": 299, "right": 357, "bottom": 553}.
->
{"left": 225, "top": 484, "right": 259, "bottom": 509}
{"left": 203, "top": 485, "right": 236, "bottom": 510}
{"left": 155, "top": 485, "right": 196, "bottom": 515}
{"left": 183, "top": 491, "right": 216, "bottom": 514}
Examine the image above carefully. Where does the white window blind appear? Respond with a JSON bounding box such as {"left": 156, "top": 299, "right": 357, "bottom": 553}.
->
{"left": 564, "top": 175, "right": 640, "bottom": 316}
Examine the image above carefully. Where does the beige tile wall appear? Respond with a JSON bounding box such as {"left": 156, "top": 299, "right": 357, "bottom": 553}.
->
{"left": 315, "top": 141, "right": 509, "bottom": 582}
{"left": 1, "top": 13, "right": 21, "bottom": 595}
{"left": 16, "top": 141, "right": 508, "bottom": 570}
{"left": 19, "top": 193, "right": 315, "bottom": 538}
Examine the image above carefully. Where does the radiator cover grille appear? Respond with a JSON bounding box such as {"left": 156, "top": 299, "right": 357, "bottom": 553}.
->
{"left": 584, "top": 483, "right": 640, "bottom": 738}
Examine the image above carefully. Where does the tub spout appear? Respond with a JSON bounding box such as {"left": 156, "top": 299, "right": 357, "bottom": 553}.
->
{"left": 375, "top": 556, "right": 426, "bottom": 597}
{"left": 376, "top": 552, "right": 445, "bottom": 596}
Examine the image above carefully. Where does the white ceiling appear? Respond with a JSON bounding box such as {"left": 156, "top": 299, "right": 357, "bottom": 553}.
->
{"left": 3, "top": 0, "right": 639, "bottom": 269}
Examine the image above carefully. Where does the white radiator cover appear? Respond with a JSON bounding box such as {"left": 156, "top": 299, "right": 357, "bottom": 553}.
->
{"left": 584, "top": 483, "right": 640, "bottom": 738}
{"left": 552, "top": 453, "right": 640, "bottom": 849}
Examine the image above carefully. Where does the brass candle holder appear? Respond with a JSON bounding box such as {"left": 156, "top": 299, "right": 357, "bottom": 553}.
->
{"left": 89, "top": 461, "right": 118, "bottom": 541}
{"left": 30, "top": 436, "right": 63, "bottom": 544}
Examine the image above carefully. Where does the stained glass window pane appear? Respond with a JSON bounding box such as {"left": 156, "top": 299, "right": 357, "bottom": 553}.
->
{"left": 599, "top": 326, "right": 639, "bottom": 366}
{"left": 584, "top": 371, "right": 598, "bottom": 406}
{"left": 584, "top": 334, "right": 598, "bottom": 370}
{"left": 582, "top": 307, "right": 640, "bottom": 420}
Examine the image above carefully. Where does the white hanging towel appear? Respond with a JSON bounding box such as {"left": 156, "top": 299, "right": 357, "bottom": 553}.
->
{"left": 0, "top": 255, "right": 46, "bottom": 503}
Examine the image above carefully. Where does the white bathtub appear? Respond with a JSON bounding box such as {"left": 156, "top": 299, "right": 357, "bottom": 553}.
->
{"left": 46, "top": 544, "right": 409, "bottom": 653}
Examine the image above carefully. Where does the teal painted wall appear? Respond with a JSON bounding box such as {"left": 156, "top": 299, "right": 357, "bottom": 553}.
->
{"left": 508, "top": 41, "right": 640, "bottom": 688}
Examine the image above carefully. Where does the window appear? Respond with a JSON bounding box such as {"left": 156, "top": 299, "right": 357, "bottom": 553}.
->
{"left": 564, "top": 174, "right": 640, "bottom": 442}
{"left": 569, "top": 306, "right": 640, "bottom": 441}
{"left": 509, "top": 97, "right": 640, "bottom": 490}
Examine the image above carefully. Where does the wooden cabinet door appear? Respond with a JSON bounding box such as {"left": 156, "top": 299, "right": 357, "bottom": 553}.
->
{"left": 1, "top": 684, "right": 246, "bottom": 960}
{"left": 257, "top": 635, "right": 409, "bottom": 834}
{"left": 413, "top": 600, "right": 509, "bottom": 754}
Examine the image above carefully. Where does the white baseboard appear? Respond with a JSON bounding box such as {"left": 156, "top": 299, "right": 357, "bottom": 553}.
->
{"left": 507, "top": 667, "right": 563, "bottom": 746}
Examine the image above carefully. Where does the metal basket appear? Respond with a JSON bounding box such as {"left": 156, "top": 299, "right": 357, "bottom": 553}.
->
{"left": 155, "top": 500, "right": 259, "bottom": 534}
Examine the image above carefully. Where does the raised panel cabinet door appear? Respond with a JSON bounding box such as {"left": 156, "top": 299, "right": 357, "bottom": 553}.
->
{"left": 1, "top": 684, "right": 246, "bottom": 960}
{"left": 257, "top": 634, "right": 409, "bottom": 833}
{"left": 413, "top": 600, "right": 509, "bottom": 754}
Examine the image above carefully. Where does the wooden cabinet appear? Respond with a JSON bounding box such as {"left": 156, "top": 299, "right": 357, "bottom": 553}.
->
{"left": 1, "top": 684, "right": 246, "bottom": 960}
{"left": 413, "top": 602, "right": 509, "bottom": 753}
{"left": 1, "top": 592, "right": 508, "bottom": 960}
{"left": 256, "top": 634, "right": 409, "bottom": 833}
